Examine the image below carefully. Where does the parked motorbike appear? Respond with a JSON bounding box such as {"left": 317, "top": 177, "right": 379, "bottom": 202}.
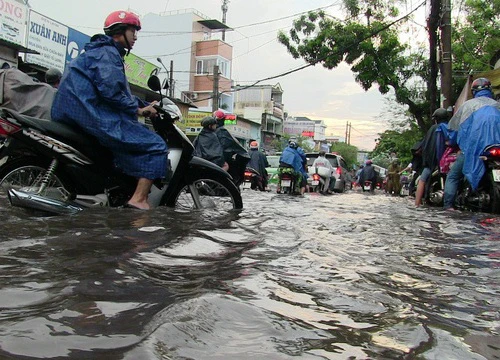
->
{"left": 0, "top": 75, "right": 243, "bottom": 214}
{"left": 242, "top": 167, "right": 265, "bottom": 191}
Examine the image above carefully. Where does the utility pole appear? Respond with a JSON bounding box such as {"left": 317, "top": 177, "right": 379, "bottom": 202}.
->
{"left": 440, "top": 0, "right": 452, "bottom": 109}
{"left": 428, "top": 0, "right": 440, "bottom": 114}
{"left": 221, "top": 0, "right": 229, "bottom": 41}
{"left": 345, "top": 122, "right": 348, "bottom": 143}
{"left": 212, "top": 64, "right": 220, "bottom": 112}
{"left": 348, "top": 122, "right": 352, "bottom": 145}
{"left": 169, "top": 60, "right": 174, "bottom": 98}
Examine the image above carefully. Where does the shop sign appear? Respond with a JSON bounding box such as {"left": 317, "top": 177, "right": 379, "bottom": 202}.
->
{"left": 0, "top": 0, "right": 27, "bottom": 46}
{"left": 124, "top": 53, "right": 159, "bottom": 89}
{"left": 26, "top": 10, "right": 68, "bottom": 72}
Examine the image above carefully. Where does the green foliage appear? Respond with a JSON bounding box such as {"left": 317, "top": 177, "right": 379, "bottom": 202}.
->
{"left": 370, "top": 127, "right": 423, "bottom": 167}
{"left": 277, "top": 8, "right": 431, "bottom": 131}
{"left": 270, "top": 134, "right": 314, "bottom": 152}
{"left": 452, "top": 0, "right": 500, "bottom": 74}
{"left": 329, "top": 142, "right": 358, "bottom": 169}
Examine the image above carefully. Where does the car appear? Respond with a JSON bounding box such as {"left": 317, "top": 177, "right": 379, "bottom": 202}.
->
{"left": 265, "top": 155, "right": 280, "bottom": 187}
{"left": 305, "top": 152, "right": 353, "bottom": 193}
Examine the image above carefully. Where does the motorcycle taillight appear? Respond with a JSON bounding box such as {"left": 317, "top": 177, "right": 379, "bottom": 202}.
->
{"left": 486, "top": 147, "right": 500, "bottom": 158}
{"left": 313, "top": 174, "right": 320, "bottom": 180}
{"left": 244, "top": 171, "right": 253, "bottom": 176}
{"left": 0, "top": 118, "right": 21, "bottom": 136}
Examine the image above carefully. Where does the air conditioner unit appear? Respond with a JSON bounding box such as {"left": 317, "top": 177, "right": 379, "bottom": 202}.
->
{"left": 191, "top": 93, "right": 198, "bottom": 100}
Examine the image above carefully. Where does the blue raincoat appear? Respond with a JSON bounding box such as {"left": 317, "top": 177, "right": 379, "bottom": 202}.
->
{"left": 280, "top": 146, "right": 307, "bottom": 178}
{"left": 51, "top": 35, "right": 168, "bottom": 179}
{"left": 457, "top": 105, "right": 500, "bottom": 190}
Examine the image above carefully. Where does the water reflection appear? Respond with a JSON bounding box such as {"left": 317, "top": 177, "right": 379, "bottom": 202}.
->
{"left": 0, "top": 190, "right": 499, "bottom": 359}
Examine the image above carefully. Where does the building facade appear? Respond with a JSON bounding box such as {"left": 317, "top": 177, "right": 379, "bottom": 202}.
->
{"left": 233, "top": 83, "right": 285, "bottom": 150}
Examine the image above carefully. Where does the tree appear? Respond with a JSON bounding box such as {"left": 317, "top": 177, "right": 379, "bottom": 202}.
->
{"left": 369, "top": 126, "right": 422, "bottom": 167}
{"left": 330, "top": 142, "right": 358, "bottom": 169}
{"left": 278, "top": 2, "right": 433, "bottom": 132}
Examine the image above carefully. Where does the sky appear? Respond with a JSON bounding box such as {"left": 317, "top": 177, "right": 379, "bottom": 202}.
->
{"left": 26, "top": 0, "right": 428, "bottom": 151}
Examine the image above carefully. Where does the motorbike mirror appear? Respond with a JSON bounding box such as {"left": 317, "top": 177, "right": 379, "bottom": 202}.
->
{"left": 147, "top": 75, "right": 162, "bottom": 92}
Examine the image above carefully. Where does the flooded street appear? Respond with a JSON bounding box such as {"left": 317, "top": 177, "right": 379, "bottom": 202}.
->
{"left": 0, "top": 189, "right": 499, "bottom": 359}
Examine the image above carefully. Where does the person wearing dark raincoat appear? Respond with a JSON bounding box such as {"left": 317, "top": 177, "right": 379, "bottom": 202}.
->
{"left": 246, "top": 141, "right": 270, "bottom": 189}
{"left": 192, "top": 117, "right": 227, "bottom": 169}
{"left": 359, "top": 160, "right": 377, "bottom": 192}
{"left": 213, "top": 109, "right": 249, "bottom": 186}
{"left": 51, "top": 11, "right": 167, "bottom": 210}
{"left": 414, "top": 108, "right": 449, "bottom": 206}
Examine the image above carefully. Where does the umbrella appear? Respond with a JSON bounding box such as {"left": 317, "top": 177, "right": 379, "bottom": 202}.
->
{"left": 448, "top": 97, "right": 499, "bottom": 131}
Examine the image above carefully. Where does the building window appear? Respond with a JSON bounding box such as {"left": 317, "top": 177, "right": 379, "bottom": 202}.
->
{"left": 196, "top": 57, "right": 231, "bottom": 78}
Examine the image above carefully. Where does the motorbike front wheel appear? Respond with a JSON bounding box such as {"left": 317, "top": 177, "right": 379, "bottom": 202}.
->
{"left": 169, "top": 175, "right": 243, "bottom": 211}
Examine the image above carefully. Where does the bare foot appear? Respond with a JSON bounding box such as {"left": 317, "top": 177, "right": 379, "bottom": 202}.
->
{"left": 126, "top": 201, "right": 150, "bottom": 210}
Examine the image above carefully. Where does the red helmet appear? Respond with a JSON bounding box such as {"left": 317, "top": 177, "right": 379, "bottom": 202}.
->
{"left": 250, "top": 141, "right": 258, "bottom": 149}
{"left": 471, "top": 77, "right": 491, "bottom": 95}
{"left": 213, "top": 109, "right": 226, "bottom": 120}
{"left": 104, "top": 11, "right": 141, "bottom": 35}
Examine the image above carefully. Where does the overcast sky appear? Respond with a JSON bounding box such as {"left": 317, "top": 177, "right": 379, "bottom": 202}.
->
{"left": 27, "top": 0, "right": 427, "bottom": 150}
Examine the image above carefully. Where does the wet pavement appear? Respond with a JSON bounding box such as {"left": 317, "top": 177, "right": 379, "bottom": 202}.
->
{"left": 0, "top": 188, "right": 499, "bottom": 359}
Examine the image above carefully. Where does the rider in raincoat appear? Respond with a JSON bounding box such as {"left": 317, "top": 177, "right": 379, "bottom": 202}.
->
{"left": 51, "top": 11, "right": 167, "bottom": 210}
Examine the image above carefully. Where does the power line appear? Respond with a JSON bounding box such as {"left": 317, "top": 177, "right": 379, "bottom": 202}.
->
{"left": 191, "top": 1, "right": 427, "bottom": 103}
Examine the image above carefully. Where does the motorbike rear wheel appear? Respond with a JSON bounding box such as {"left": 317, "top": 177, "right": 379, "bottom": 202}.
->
{"left": 169, "top": 175, "right": 243, "bottom": 211}
{"left": 489, "top": 172, "right": 500, "bottom": 214}
{"left": 0, "top": 158, "right": 73, "bottom": 203}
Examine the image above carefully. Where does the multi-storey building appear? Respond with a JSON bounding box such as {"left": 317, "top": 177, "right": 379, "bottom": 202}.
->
{"left": 133, "top": 9, "right": 233, "bottom": 113}
{"left": 233, "top": 83, "right": 285, "bottom": 150}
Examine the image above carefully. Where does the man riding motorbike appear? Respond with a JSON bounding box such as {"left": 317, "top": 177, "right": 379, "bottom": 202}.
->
{"left": 443, "top": 77, "right": 500, "bottom": 210}
{"left": 278, "top": 140, "right": 308, "bottom": 195}
{"left": 312, "top": 150, "right": 333, "bottom": 194}
{"left": 51, "top": 10, "right": 166, "bottom": 210}
{"left": 246, "top": 141, "right": 270, "bottom": 190}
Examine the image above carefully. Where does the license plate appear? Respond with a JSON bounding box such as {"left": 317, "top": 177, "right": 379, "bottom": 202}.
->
{"left": 493, "top": 169, "right": 500, "bottom": 182}
{"left": 364, "top": 186, "right": 371, "bottom": 191}
{"left": 242, "top": 181, "right": 252, "bottom": 189}
{"left": 311, "top": 180, "right": 319, "bottom": 185}
{"left": 281, "top": 180, "right": 291, "bottom": 187}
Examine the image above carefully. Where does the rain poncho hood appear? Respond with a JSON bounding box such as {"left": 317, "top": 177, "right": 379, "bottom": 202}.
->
{"left": 458, "top": 105, "right": 500, "bottom": 190}
{"left": 51, "top": 34, "right": 167, "bottom": 179}
{"left": 448, "top": 90, "right": 498, "bottom": 132}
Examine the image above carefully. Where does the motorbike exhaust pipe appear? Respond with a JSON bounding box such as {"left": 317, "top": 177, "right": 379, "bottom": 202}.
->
{"left": 7, "top": 188, "right": 83, "bottom": 215}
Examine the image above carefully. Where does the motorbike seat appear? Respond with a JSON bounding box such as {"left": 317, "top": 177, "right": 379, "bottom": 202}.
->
{"left": 2, "top": 108, "right": 107, "bottom": 158}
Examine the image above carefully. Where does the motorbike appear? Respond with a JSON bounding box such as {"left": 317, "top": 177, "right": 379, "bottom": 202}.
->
{"left": 242, "top": 167, "right": 265, "bottom": 191}
{"left": 399, "top": 172, "right": 412, "bottom": 196}
{"left": 276, "top": 166, "right": 300, "bottom": 195}
{"left": 0, "top": 75, "right": 243, "bottom": 214}
{"left": 309, "top": 173, "right": 322, "bottom": 193}
{"left": 427, "top": 145, "right": 500, "bottom": 213}
{"left": 454, "top": 145, "right": 500, "bottom": 213}
{"left": 362, "top": 180, "right": 373, "bottom": 192}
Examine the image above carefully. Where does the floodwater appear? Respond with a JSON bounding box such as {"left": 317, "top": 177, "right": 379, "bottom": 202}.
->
{"left": 0, "top": 189, "right": 499, "bottom": 360}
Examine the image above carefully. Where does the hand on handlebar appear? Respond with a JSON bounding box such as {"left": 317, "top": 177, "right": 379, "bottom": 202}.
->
{"left": 139, "top": 101, "right": 159, "bottom": 118}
